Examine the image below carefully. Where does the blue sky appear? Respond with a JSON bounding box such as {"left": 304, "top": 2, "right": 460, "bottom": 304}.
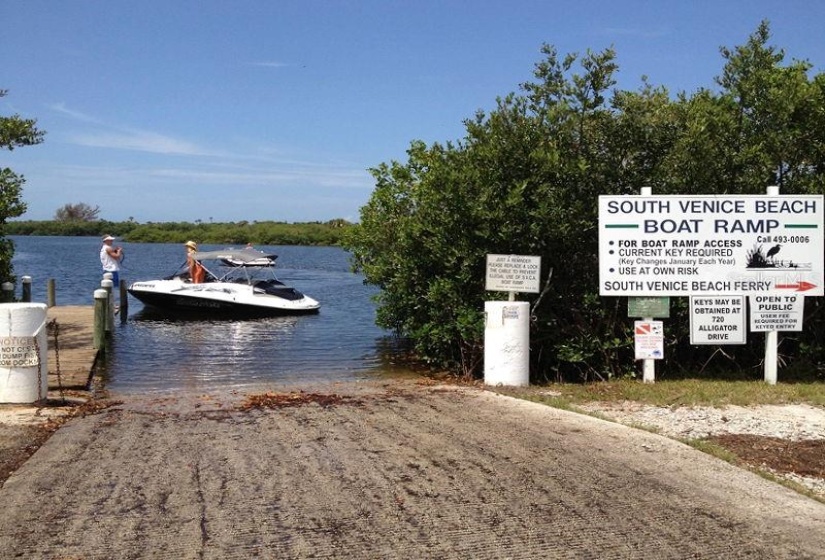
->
{"left": 2, "top": 1, "right": 823, "bottom": 223}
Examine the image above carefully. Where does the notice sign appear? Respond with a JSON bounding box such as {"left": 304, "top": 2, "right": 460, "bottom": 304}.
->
{"left": 634, "top": 321, "right": 664, "bottom": 360}
{"left": 0, "top": 336, "right": 40, "bottom": 368}
{"left": 749, "top": 294, "right": 805, "bottom": 332}
{"left": 599, "top": 195, "right": 824, "bottom": 296}
{"left": 486, "top": 254, "right": 541, "bottom": 293}
{"left": 628, "top": 296, "right": 670, "bottom": 318}
{"left": 690, "top": 296, "right": 746, "bottom": 345}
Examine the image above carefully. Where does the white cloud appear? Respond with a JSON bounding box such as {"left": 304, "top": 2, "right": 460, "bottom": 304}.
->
{"left": 47, "top": 102, "right": 101, "bottom": 124}
{"left": 69, "top": 130, "right": 211, "bottom": 156}
{"left": 247, "top": 61, "right": 291, "bottom": 68}
{"left": 47, "top": 102, "right": 215, "bottom": 156}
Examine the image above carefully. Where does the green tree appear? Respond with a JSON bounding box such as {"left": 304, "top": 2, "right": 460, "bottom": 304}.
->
{"left": 54, "top": 202, "right": 101, "bottom": 222}
{"left": 1, "top": 90, "right": 45, "bottom": 283}
{"left": 347, "top": 22, "right": 825, "bottom": 382}
{"left": 348, "top": 46, "right": 632, "bottom": 379}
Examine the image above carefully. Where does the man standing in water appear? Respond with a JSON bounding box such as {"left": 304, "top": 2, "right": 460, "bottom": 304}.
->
{"left": 100, "top": 234, "right": 123, "bottom": 287}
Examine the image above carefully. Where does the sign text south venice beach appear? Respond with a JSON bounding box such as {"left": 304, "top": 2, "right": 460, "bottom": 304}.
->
{"left": 598, "top": 195, "right": 824, "bottom": 296}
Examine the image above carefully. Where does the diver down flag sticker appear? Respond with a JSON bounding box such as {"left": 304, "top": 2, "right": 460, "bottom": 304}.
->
{"left": 634, "top": 321, "right": 664, "bottom": 360}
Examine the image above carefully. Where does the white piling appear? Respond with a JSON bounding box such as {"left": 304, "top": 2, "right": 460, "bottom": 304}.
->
{"left": 0, "top": 303, "right": 49, "bottom": 403}
{"left": 484, "top": 301, "right": 530, "bottom": 386}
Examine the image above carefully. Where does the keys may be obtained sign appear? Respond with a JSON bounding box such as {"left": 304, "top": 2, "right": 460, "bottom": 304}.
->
{"left": 689, "top": 295, "right": 747, "bottom": 345}
{"left": 486, "top": 254, "right": 541, "bottom": 293}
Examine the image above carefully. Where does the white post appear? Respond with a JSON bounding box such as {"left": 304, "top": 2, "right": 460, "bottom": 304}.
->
{"left": 484, "top": 301, "right": 530, "bottom": 386}
{"left": 0, "top": 303, "right": 49, "bottom": 403}
{"left": 641, "top": 316, "right": 656, "bottom": 383}
{"left": 640, "top": 186, "right": 656, "bottom": 383}
{"left": 101, "top": 278, "right": 114, "bottom": 334}
{"left": 764, "top": 185, "right": 780, "bottom": 385}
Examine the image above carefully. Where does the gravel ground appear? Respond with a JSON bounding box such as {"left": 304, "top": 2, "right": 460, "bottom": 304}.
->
{"left": 576, "top": 400, "right": 825, "bottom": 498}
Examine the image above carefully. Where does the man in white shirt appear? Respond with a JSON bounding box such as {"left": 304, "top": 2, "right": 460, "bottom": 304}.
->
{"left": 100, "top": 234, "right": 123, "bottom": 287}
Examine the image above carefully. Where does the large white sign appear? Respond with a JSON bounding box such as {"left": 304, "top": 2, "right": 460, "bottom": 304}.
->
{"left": 690, "top": 296, "right": 747, "bottom": 345}
{"left": 599, "top": 195, "right": 824, "bottom": 296}
{"left": 749, "top": 294, "right": 805, "bottom": 332}
{"left": 486, "top": 254, "right": 541, "bottom": 293}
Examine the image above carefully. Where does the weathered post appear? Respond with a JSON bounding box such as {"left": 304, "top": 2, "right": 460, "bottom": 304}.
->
{"left": 119, "top": 279, "right": 128, "bottom": 316}
{"left": 101, "top": 278, "right": 114, "bottom": 334}
{"left": 21, "top": 276, "right": 32, "bottom": 303}
{"left": 1, "top": 282, "right": 14, "bottom": 303}
{"left": 46, "top": 279, "right": 56, "bottom": 307}
{"left": 94, "top": 289, "right": 107, "bottom": 350}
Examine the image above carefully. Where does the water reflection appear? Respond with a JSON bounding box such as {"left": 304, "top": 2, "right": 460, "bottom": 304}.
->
{"left": 111, "top": 312, "right": 304, "bottom": 392}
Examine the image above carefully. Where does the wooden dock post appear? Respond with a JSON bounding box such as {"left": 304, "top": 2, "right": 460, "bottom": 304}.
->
{"left": 47, "top": 279, "right": 56, "bottom": 307}
{"left": 1, "top": 282, "right": 13, "bottom": 303}
{"left": 93, "top": 289, "right": 107, "bottom": 350}
{"left": 101, "top": 278, "right": 114, "bottom": 334}
{"left": 21, "top": 276, "right": 32, "bottom": 302}
{"left": 119, "top": 278, "right": 128, "bottom": 318}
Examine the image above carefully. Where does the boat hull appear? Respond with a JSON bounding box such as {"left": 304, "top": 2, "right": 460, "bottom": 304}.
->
{"left": 127, "top": 280, "right": 320, "bottom": 318}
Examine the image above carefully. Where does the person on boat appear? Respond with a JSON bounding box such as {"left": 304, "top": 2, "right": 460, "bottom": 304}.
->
{"left": 185, "top": 240, "right": 206, "bottom": 284}
{"left": 100, "top": 234, "right": 123, "bottom": 286}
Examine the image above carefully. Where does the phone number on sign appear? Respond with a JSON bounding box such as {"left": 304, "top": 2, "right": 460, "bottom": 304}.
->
{"left": 756, "top": 235, "right": 810, "bottom": 244}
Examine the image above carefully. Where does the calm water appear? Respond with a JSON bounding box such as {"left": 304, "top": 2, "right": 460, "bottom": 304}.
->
{"left": 10, "top": 236, "right": 407, "bottom": 394}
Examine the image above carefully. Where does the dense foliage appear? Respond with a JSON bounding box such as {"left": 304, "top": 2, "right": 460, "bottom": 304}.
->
{"left": 6, "top": 219, "right": 353, "bottom": 247}
{"left": 0, "top": 90, "right": 45, "bottom": 283}
{"left": 346, "top": 22, "right": 825, "bottom": 382}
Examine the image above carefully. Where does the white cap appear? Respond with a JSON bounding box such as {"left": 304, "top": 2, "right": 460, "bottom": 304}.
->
{"left": 102, "top": 235, "right": 116, "bottom": 241}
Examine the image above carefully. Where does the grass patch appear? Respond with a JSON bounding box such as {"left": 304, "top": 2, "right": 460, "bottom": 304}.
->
{"left": 681, "top": 438, "right": 739, "bottom": 463}
{"left": 500, "top": 378, "right": 825, "bottom": 408}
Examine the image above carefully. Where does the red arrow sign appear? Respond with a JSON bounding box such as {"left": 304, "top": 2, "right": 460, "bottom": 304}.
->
{"left": 775, "top": 281, "right": 817, "bottom": 291}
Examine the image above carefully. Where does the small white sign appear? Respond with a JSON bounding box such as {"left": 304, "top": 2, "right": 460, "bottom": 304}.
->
{"left": 634, "top": 321, "right": 664, "bottom": 360}
{"left": 690, "top": 295, "right": 747, "bottom": 345}
{"left": 749, "top": 294, "right": 805, "bottom": 331}
{"left": 485, "top": 254, "right": 541, "bottom": 293}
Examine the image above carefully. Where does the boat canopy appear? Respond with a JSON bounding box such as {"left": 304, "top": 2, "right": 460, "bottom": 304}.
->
{"left": 192, "top": 249, "right": 278, "bottom": 263}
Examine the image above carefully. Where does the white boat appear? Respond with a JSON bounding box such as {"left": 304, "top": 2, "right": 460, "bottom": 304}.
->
{"left": 127, "top": 249, "right": 320, "bottom": 317}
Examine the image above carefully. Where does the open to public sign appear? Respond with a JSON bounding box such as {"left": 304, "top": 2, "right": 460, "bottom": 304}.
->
{"left": 690, "top": 296, "right": 747, "bottom": 345}
{"left": 749, "top": 294, "right": 805, "bottom": 332}
{"left": 599, "top": 195, "right": 824, "bottom": 296}
{"left": 485, "top": 254, "right": 541, "bottom": 293}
